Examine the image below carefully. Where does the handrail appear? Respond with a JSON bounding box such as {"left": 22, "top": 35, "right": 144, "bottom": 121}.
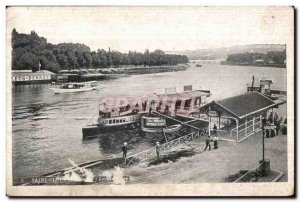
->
{"left": 125, "top": 129, "right": 207, "bottom": 166}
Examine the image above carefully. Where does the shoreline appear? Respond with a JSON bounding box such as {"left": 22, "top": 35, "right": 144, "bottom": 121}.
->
{"left": 98, "top": 64, "right": 189, "bottom": 75}
{"left": 220, "top": 62, "right": 286, "bottom": 68}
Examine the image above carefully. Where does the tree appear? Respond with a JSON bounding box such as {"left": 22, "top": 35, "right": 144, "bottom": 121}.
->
{"left": 19, "top": 52, "right": 39, "bottom": 71}
{"left": 11, "top": 29, "right": 190, "bottom": 72}
{"left": 75, "top": 51, "right": 86, "bottom": 68}
{"left": 57, "top": 53, "right": 69, "bottom": 70}
{"left": 84, "top": 52, "right": 93, "bottom": 68}
{"left": 67, "top": 51, "right": 78, "bottom": 70}
{"left": 98, "top": 49, "right": 107, "bottom": 68}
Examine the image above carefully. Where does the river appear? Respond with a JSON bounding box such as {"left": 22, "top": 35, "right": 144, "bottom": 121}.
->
{"left": 11, "top": 63, "right": 287, "bottom": 183}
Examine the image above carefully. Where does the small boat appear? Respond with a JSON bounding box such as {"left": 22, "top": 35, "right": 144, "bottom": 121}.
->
{"left": 196, "top": 64, "right": 202, "bottom": 67}
{"left": 82, "top": 103, "right": 143, "bottom": 139}
{"left": 163, "top": 124, "right": 182, "bottom": 133}
{"left": 50, "top": 81, "right": 98, "bottom": 94}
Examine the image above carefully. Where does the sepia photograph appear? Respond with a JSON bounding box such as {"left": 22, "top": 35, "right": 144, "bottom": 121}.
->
{"left": 6, "top": 6, "right": 294, "bottom": 196}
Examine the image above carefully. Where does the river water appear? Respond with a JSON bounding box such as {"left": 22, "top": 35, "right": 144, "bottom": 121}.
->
{"left": 12, "top": 63, "right": 287, "bottom": 183}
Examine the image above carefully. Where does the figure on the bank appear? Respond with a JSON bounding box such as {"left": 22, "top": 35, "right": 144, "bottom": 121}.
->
{"left": 213, "top": 124, "right": 217, "bottom": 135}
{"left": 274, "top": 112, "right": 279, "bottom": 123}
{"left": 213, "top": 135, "right": 218, "bottom": 149}
{"left": 282, "top": 118, "right": 287, "bottom": 135}
{"left": 204, "top": 136, "right": 211, "bottom": 151}
{"left": 268, "top": 112, "right": 273, "bottom": 123}
{"left": 275, "top": 116, "right": 283, "bottom": 135}
{"left": 122, "top": 142, "right": 128, "bottom": 159}
{"left": 156, "top": 142, "right": 160, "bottom": 158}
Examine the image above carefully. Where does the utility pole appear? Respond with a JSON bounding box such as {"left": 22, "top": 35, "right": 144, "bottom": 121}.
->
{"left": 261, "top": 115, "right": 267, "bottom": 176}
{"left": 262, "top": 122, "right": 265, "bottom": 162}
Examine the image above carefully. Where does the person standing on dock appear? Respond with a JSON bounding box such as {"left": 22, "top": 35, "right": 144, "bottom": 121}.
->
{"left": 204, "top": 136, "right": 211, "bottom": 151}
{"left": 268, "top": 112, "right": 274, "bottom": 124}
{"left": 275, "top": 117, "right": 282, "bottom": 135}
{"left": 156, "top": 142, "right": 160, "bottom": 158}
{"left": 122, "top": 142, "right": 128, "bottom": 159}
{"left": 282, "top": 118, "right": 287, "bottom": 135}
{"left": 213, "top": 124, "right": 217, "bottom": 135}
{"left": 213, "top": 135, "right": 218, "bottom": 149}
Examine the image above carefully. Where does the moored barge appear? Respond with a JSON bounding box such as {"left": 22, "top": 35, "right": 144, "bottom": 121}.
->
{"left": 82, "top": 86, "right": 211, "bottom": 139}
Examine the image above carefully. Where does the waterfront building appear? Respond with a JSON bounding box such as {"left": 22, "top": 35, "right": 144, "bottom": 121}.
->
{"left": 12, "top": 69, "right": 55, "bottom": 85}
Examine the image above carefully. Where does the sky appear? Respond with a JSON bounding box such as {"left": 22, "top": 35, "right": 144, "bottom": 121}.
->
{"left": 6, "top": 6, "right": 294, "bottom": 53}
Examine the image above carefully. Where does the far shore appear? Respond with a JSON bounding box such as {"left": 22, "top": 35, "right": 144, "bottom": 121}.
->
{"left": 220, "top": 62, "right": 286, "bottom": 68}
{"left": 97, "top": 64, "right": 190, "bottom": 75}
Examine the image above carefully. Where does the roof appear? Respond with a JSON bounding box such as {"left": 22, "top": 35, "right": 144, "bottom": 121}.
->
{"left": 184, "top": 90, "right": 211, "bottom": 98}
{"left": 213, "top": 91, "right": 276, "bottom": 119}
{"left": 12, "top": 70, "right": 32, "bottom": 73}
{"left": 157, "top": 90, "right": 210, "bottom": 101}
{"left": 12, "top": 70, "right": 55, "bottom": 76}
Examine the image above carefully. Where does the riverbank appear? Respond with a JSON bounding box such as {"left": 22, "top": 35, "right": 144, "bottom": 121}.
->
{"left": 122, "top": 103, "right": 287, "bottom": 184}
{"left": 123, "top": 129, "right": 287, "bottom": 184}
{"left": 98, "top": 64, "right": 189, "bottom": 75}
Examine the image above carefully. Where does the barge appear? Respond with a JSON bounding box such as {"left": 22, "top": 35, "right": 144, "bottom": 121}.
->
{"left": 82, "top": 86, "right": 211, "bottom": 139}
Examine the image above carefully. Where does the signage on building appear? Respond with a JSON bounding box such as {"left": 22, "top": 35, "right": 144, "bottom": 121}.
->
{"left": 208, "top": 110, "right": 218, "bottom": 117}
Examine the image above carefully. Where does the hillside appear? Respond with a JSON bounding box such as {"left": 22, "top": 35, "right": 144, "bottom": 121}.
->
{"left": 11, "top": 29, "right": 189, "bottom": 73}
{"left": 167, "top": 44, "right": 286, "bottom": 60}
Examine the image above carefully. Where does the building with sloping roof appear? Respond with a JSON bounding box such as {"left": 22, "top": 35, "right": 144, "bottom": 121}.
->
{"left": 199, "top": 91, "right": 285, "bottom": 142}
{"left": 215, "top": 91, "right": 276, "bottom": 119}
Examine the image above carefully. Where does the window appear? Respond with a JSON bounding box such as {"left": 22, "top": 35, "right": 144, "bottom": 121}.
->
{"left": 116, "top": 119, "right": 119, "bottom": 123}
{"left": 109, "top": 120, "right": 112, "bottom": 124}
{"left": 113, "top": 120, "right": 115, "bottom": 124}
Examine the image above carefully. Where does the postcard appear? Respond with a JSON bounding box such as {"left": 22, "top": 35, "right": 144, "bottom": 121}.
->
{"left": 6, "top": 6, "right": 294, "bottom": 196}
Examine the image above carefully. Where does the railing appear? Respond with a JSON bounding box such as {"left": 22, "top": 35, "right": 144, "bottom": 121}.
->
{"left": 125, "top": 128, "right": 207, "bottom": 166}
{"left": 234, "top": 162, "right": 263, "bottom": 183}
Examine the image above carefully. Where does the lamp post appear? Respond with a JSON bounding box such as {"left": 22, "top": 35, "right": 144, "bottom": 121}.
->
{"left": 262, "top": 118, "right": 265, "bottom": 162}
{"left": 261, "top": 115, "right": 267, "bottom": 176}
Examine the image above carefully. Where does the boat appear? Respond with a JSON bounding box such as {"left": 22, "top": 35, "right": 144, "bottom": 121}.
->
{"left": 82, "top": 102, "right": 145, "bottom": 139}
{"left": 50, "top": 81, "right": 98, "bottom": 94}
{"left": 246, "top": 76, "right": 287, "bottom": 100}
{"left": 82, "top": 85, "right": 211, "bottom": 138}
{"left": 196, "top": 64, "right": 202, "bottom": 67}
{"left": 163, "top": 124, "right": 182, "bottom": 133}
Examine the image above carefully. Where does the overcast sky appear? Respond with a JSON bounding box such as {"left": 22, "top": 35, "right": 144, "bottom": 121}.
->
{"left": 7, "top": 6, "right": 293, "bottom": 53}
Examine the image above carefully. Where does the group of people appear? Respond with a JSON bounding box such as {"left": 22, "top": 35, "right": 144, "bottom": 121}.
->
{"left": 262, "top": 112, "right": 287, "bottom": 137}
{"left": 121, "top": 141, "right": 161, "bottom": 161}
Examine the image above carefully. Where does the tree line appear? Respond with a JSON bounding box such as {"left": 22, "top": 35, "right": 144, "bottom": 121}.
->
{"left": 226, "top": 51, "right": 286, "bottom": 65}
{"left": 12, "top": 29, "right": 189, "bottom": 73}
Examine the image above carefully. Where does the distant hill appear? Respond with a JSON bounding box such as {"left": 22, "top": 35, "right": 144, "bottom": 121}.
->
{"left": 167, "top": 44, "right": 286, "bottom": 60}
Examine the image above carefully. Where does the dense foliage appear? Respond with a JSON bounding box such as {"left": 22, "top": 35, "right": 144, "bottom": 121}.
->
{"left": 226, "top": 51, "right": 286, "bottom": 65}
{"left": 11, "top": 29, "right": 189, "bottom": 73}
